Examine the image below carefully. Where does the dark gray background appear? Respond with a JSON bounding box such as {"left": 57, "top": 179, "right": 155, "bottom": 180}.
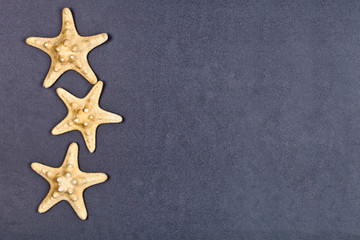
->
{"left": 1, "top": 0, "right": 360, "bottom": 239}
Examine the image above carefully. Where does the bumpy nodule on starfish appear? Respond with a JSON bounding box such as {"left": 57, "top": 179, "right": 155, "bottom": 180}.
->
{"left": 52, "top": 81, "right": 123, "bottom": 153}
{"left": 31, "top": 142, "right": 108, "bottom": 220}
{"left": 26, "top": 7, "right": 108, "bottom": 88}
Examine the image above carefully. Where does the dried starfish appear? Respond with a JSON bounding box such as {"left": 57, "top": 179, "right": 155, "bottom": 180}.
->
{"left": 52, "top": 81, "right": 123, "bottom": 152}
{"left": 26, "top": 7, "right": 108, "bottom": 88}
{"left": 31, "top": 142, "right": 108, "bottom": 220}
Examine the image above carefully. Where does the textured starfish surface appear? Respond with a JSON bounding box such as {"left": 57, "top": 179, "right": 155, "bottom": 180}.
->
{"left": 52, "top": 81, "right": 123, "bottom": 152}
{"left": 31, "top": 142, "right": 108, "bottom": 220}
{"left": 26, "top": 7, "right": 108, "bottom": 88}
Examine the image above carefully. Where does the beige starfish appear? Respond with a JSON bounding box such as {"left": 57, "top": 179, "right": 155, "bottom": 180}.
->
{"left": 52, "top": 81, "right": 123, "bottom": 152}
{"left": 26, "top": 7, "right": 108, "bottom": 88}
{"left": 31, "top": 142, "right": 108, "bottom": 220}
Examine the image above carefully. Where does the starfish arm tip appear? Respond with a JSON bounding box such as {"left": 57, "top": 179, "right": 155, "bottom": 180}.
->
{"left": 71, "top": 199, "right": 88, "bottom": 220}
{"left": 101, "top": 111, "right": 123, "bottom": 123}
{"left": 52, "top": 120, "right": 72, "bottom": 135}
{"left": 55, "top": 88, "right": 78, "bottom": 106}
{"left": 103, "top": 33, "right": 109, "bottom": 41}
{"left": 62, "top": 7, "right": 71, "bottom": 14}
{"left": 86, "top": 33, "right": 109, "bottom": 49}
{"left": 90, "top": 77, "right": 98, "bottom": 85}
{"left": 30, "top": 162, "right": 39, "bottom": 171}
{"left": 68, "top": 142, "right": 79, "bottom": 154}
{"left": 56, "top": 87, "right": 64, "bottom": 95}
{"left": 30, "top": 162, "right": 49, "bottom": 173}
{"left": 88, "top": 145, "right": 96, "bottom": 153}
{"left": 51, "top": 123, "right": 72, "bottom": 135}
{"left": 43, "top": 82, "right": 51, "bottom": 88}
{"left": 25, "top": 37, "right": 41, "bottom": 47}
{"left": 86, "top": 81, "right": 103, "bottom": 100}
{"left": 38, "top": 204, "right": 48, "bottom": 213}
{"left": 84, "top": 137, "right": 96, "bottom": 153}
{"left": 100, "top": 173, "right": 108, "bottom": 182}
{"left": 91, "top": 80, "right": 102, "bottom": 90}
{"left": 43, "top": 75, "right": 59, "bottom": 88}
{"left": 51, "top": 128, "right": 58, "bottom": 135}
{"left": 97, "top": 33, "right": 108, "bottom": 44}
{"left": 25, "top": 37, "right": 32, "bottom": 45}
{"left": 78, "top": 211, "right": 87, "bottom": 220}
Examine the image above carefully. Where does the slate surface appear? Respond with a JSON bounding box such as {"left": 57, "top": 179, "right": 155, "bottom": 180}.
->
{"left": 1, "top": 0, "right": 360, "bottom": 239}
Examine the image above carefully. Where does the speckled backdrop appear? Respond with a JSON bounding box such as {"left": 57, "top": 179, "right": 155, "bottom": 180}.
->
{"left": 1, "top": 0, "right": 360, "bottom": 239}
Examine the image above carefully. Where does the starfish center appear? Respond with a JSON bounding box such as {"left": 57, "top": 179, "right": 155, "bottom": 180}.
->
{"left": 56, "top": 172, "right": 76, "bottom": 194}
{"left": 73, "top": 108, "right": 94, "bottom": 127}
{"left": 54, "top": 40, "right": 78, "bottom": 64}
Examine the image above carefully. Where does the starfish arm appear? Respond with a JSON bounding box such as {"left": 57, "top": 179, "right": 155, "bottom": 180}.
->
{"left": 68, "top": 193, "right": 88, "bottom": 220}
{"left": 75, "top": 61, "right": 97, "bottom": 85}
{"left": 51, "top": 115, "right": 77, "bottom": 135}
{"left": 38, "top": 191, "right": 63, "bottom": 213}
{"left": 61, "top": 142, "right": 79, "bottom": 169}
{"left": 43, "top": 61, "right": 67, "bottom": 88}
{"left": 97, "top": 109, "right": 123, "bottom": 124}
{"left": 82, "top": 173, "right": 108, "bottom": 189}
{"left": 80, "top": 127, "right": 97, "bottom": 153}
{"left": 61, "top": 8, "right": 78, "bottom": 35}
{"left": 25, "top": 37, "right": 56, "bottom": 55}
{"left": 86, "top": 81, "right": 104, "bottom": 102}
{"left": 26, "top": 8, "right": 109, "bottom": 89}
{"left": 82, "top": 33, "right": 108, "bottom": 51}
{"left": 31, "top": 162, "right": 58, "bottom": 182}
{"left": 56, "top": 88, "right": 81, "bottom": 109}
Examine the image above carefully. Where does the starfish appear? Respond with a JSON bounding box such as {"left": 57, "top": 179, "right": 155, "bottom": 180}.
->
{"left": 52, "top": 81, "right": 123, "bottom": 152}
{"left": 31, "top": 142, "right": 108, "bottom": 220}
{"left": 26, "top": 7, "right": 108, "bottom": 88}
